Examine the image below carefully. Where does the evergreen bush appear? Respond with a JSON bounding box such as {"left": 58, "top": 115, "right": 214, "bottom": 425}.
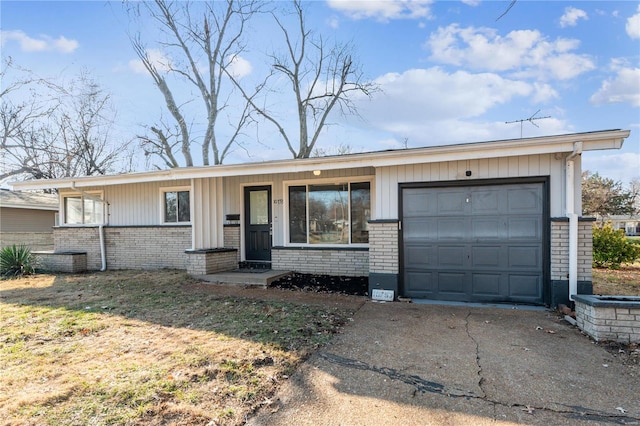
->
{"left": 592, "top": 223, "right": 640, "bottom": 269}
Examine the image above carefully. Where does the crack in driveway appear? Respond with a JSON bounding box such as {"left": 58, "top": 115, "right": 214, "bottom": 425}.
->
{"left": 318, "top": 321, "right": 640, "bottom": 425}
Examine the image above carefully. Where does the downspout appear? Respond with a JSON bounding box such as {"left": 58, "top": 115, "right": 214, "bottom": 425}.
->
{"left": 566, "top": 141, "right": 582, "bottom": 301}
{"left": 70, "top": 182, "right": 108, "bottom": 272}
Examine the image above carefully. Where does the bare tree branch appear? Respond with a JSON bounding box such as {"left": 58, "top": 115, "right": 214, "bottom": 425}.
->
{"left": 231, "top": 0, "right": 378, "bottom": 159}
{"left": 1, "top": 63, "right": 129, "bottom": 184}
{"left": 127, "top": 0, "right": 260, "bottom": 168}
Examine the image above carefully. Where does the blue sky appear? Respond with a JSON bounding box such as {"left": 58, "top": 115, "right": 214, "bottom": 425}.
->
{"left": 2, "top": 0, "right": 639, "bottom": 185}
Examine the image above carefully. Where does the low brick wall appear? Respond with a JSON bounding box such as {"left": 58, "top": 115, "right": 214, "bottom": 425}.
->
{"left": 185, "top": 248, "right": 238, "bottom": 275}
{"left": 1, "top": 232, "right": 54, "bottom": 251}
{"left": 574, "top": 295, "right": 640, "bottom": 344}
{"left": 53, "top": 226, "right": 191, "bottom": 271}
{"left": 223, "top": 225, "right": 240, "bottom": 263}
{"left": 272, "top": 247, "right": 368, "bottom": 276}
{"left": 33, "top": 251, "right": 87, "bottom": 273}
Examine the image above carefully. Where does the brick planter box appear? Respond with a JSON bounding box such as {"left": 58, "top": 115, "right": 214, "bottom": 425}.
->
{"left": 185, "top": 248, "right": 238, "bottom": 275}
{"left": 574, "top": 295, "right": 640, "bottom": 344}
{"left": 32, "top": 251, "right": 87, "bottom": 273}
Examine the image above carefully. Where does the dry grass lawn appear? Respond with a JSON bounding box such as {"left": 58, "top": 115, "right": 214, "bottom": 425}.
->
{"left": 592, "top": 263, "right": 640, "bottom": 296}
{"left": 0, "top": 271, "right": 357, "bottom": 425}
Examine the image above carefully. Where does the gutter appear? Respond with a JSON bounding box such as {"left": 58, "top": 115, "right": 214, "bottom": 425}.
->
{"left": 566, "top": 141, "right": 582, "bottom": 301}
{"left": 70, "top": 182, "right": 109, "bottom": 272}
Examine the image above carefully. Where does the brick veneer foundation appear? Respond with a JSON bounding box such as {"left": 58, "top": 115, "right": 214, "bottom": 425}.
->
{"left": 272, "top": 247, "right": 368, "bottom": 276}
{"left": 53, "top": 225, "right": 191, "bottom": 271}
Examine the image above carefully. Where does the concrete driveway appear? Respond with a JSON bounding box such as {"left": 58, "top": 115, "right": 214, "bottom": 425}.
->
{"left": 249, "top": 301, "right": 639, "bottom": 425}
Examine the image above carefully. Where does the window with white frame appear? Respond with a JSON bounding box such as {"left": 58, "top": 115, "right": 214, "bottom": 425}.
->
{"left": 63, "top": 193, "right": 104, "bottom": 225}
{"left": 162, "top": 188, "right": 190, "bottom": 223}
{"left": 288, "top": 181, "right": 370, "bottom": 245}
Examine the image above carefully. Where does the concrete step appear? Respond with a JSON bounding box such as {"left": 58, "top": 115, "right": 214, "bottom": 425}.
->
{"left": 196, "top": 270, "right": 292, "bottom": 286}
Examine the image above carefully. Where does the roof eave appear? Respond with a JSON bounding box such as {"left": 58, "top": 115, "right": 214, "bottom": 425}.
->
{"left": 10, "top": 129, "right": 630, "bottom": 190}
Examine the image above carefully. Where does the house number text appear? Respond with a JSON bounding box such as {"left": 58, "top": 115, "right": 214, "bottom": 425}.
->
{"left": 273, "top": 199, "right": 283, "bottom": 205}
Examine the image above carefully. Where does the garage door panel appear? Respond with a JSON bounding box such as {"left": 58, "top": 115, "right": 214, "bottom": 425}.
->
{"left": 507, "top": 188, "right": 541, "bottom": 213}
{"left": 402, "top": 182, "right": 544, "bottom": 304}
{"left": 405, "top": 245, "right": 436, "bottom": 268}
{"left": 438, "top": 246, "right": 466, "bottom": 268}
{"left": 508, "top": 217, "right": 541, "bottom": 239}
{"left": 471, "top": 246, "right": 502, "bottom": 268}
{"left": 472, "top": 218, "right": 501, "bottom": 240}
{"left": 438, "top": 273, "right": 467, "bottom": 294}
{"left": 472, "top": 274, "right": 502, "bottom": 296}
{"left": 508, "top": 275, "right": 542, "bottom": 298}
{"left": 508, "top": 246, "right": 541, "bottom": 268}
{"left": 437, "top": 192, "right": 466, "bottom": 214}
{"left": 403, "top": 218, "right": 437, "bottom": 241}
{"left": 472, "top": 190, "right": 501, "bottom": 214}
{"left": 406, "top": 271, "right": 436, "bottom": 294}
{"left": 403, "top": 188, "right": 438, "bottom": 218}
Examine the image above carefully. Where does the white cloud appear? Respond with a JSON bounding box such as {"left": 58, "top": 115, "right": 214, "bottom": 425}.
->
{"left": 327, "top": 16, "right": 340, "bottom": 29}
{"left": 627, "top": 5, "right": 640, "bottom": 39}
{"left": 227, "top": 55, "right": 252, "bottom": 79}
{"left": 461, "top": 0, "right": 480, "bottom": 6}
{"left": 583, "top": 152, "right": 640, "bottom": 185}
{"left": 327, "top": 0, "right": 433, "bottom": 21}
{"left": 426, "top": 24, "right": 595, "bottom": 80}
{"left": 531, "top": 82, "right": 559, "bottom": 103}
{"left": 0, "top": 30, "right": 78, "bottom": 53}
{"left": 129, "top": 49, "right": 172, "bottom": 74}
{"left": 590, "top": 66, "right": 640, "bottom": 107}
{"left": 348, "top": 67, "right": 540, "bottom": 146}
{"left": 559, "top": 7, "right": 588, "bottom": 28}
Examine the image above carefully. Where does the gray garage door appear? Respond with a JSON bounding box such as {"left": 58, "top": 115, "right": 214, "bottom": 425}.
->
{"left": 402, "top": 182, "right": 544, "bottom": 304}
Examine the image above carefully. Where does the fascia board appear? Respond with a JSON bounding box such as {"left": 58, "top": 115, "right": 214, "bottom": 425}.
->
{"left": 10, "top": 129, "right": 630, "bottom": 190}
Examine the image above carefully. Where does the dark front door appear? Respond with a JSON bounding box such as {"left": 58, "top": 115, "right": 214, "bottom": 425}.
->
{"left": 244, "top": 186, "right": 272, "bottom": 261}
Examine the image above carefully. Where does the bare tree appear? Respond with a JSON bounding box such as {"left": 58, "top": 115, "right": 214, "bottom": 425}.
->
{"left": 229, "top": 0, "right": 378, "bottom": 159}
{"left": 128, "top": 0, "right": 260, "bottom": 167}
{"left": 1, "top": 62, "right": 128, "bottom": 185}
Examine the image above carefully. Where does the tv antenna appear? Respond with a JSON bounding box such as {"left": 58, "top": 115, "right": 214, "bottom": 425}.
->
{"left": 505, "top": 109, "right": 551, "bottom": 138}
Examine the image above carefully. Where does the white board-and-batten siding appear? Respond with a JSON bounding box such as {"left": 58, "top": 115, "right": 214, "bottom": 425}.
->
{"left": 375, "top": 153, "right": 570, "bottom": 219}
{"left": 65, "top": 180, "right": 191, "bottom": 226}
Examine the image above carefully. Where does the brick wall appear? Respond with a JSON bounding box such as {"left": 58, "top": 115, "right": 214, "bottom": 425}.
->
{"left": 272, "top": 247, "right": 368, "bottom": 276}
{"left": 368, "top": 221, "right": 399, "bottom": 274}
{"left": 550, "top": 219, "right": 593, "bottom": 282}
{"left": 54, "top": 226, "right": 191, "bottom": 271}
{"left": 223, "top": 225, "right": 240, "bottom": 263}
{"left": 1, "top": 232, "right": 54, "bottom": 251}
{"left": 186, "top": 249, "right": 238, "bottom": 275}
{"left": 575, "top": 296, "right": 640, "bottom": 343}
{"left": 33, "top": 252, "right": 87, "bottom": 273}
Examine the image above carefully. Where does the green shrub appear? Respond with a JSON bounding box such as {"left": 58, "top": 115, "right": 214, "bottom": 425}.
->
{"left": 592, "top": 223, "right": 640, "bottom": 269}
{"left": 0, "top": 245, "right": 35, "bottom": 277}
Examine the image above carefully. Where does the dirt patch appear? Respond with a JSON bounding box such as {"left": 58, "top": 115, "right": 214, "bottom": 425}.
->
{"left": 596, "top": 341, "right": 640, "bottom": 367}
{"left": 592, "top": 263, "right": 640, "bottom": 296}
{"left": 269, "top": 273, "right": 369, "bottom": 296}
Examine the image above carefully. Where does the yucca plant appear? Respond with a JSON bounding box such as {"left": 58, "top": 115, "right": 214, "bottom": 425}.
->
{"left": 0, "top": 244, "right": 35, "bottom": 277}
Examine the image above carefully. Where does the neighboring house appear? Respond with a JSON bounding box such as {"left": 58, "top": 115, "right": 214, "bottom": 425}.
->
{"left": 12, "top": 129, "right": 632, "bottom": 307}
{"left": 609, "top": 215, "right": 640, "bottom": 236}
{"left": 0, "top": 189, "right": 58, "bottom": 250}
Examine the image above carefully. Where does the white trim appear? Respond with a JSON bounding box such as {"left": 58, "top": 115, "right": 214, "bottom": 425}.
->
{"left": 59, "top": 190, "right": 104, "bottom": 226}
{"left": 10, "top": 130, "right": 630, "bottom": 191}
{"left": 159, "top": 186, "right": 191, "bottom": 225}
{"left": 282, "top": 176, "right": 373, "bottom": 248}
